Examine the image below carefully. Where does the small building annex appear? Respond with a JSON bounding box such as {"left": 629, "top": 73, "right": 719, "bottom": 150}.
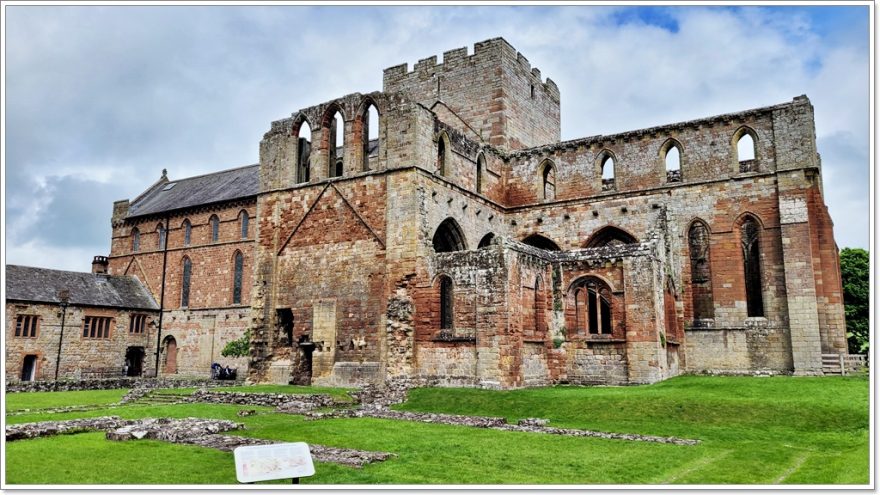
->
{"left": 5, "top": 260, "right": 159, "bottom": 381}
{"left": 87, "top": 37, "right": 848, "bottom": 388}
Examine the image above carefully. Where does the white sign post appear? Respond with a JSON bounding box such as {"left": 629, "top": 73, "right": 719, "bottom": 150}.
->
{"left": 233, "top": 443, "right": 316, "bottom": 484}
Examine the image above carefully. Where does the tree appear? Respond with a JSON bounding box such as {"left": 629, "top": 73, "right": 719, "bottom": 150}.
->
{"left": 221, "top": 330, "right": 251, "bottom": 358}
{"left": 839, "top": 248, "right": 869, "bottom": 354}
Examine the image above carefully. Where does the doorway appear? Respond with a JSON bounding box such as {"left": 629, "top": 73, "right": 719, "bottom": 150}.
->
{"left": 163, "top": 336, "right": 178, "bottom": 375}
{"left": 292, "top": 337, "right": 314, "bottom": 386}
{"left": 20, "top": 355, "right": 37, "bottom": 381}
{"left": 125, "top": 346, "right": 145, "bottom": 377}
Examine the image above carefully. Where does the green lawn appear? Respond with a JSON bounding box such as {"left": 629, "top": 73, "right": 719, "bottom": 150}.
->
{"left": 5, "top": 388, "right": 129, "bottom": 412}
{"left": 4, "top": 375, "right": 869, "bottom": 485}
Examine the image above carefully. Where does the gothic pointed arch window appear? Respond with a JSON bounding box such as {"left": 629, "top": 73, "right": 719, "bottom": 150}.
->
{"left": 437, "top": 133, "right": 449, "bottom": 176}
{"left": 734, "top": 127, "right": 758, "bottom": 172}
{"left": 540, "top": 160, "right": 556, "bottom": 201}
{"left": 327, "top": 109, "right": 345, "bottom": 178}
{"left": 740, "top": 216, "right": 764, "bottom": 317}
{"left": 239, "top": 210, "right": 249, "bottom": 239}
{"left": 232, "top": 251, "right": 244, "bottom": 305}
{"left": 571, "top": 277, "right": 613, "bottom": 335}
{"left": 131, "top": 227, "right": 140, "bottom": 253}
{"left": 362, "top": 101, "right": 379, "bottom": 171}
{"left": 522, "top": 234, "right": 561, "bottom": 251}
{"left": 295, "top": 120, "right": 312, "bottom": 184}
{"left": 156, "top": 223, "right": 166, "bottom": 250}
{"left": 688, "top": 220, "right": 714, "bottom": 321}
{"left": 476, "top": 153, "right": 486, "bottom": 194}
{"left": 432, "top": 218, "right": 467, "bottom": 253}
{"left": 439, "top": 275, "right": 454, "bottom": 330}
{"left": 478, "top": 232, "right": 496, "bottom": 249}
{"left": 662, "top": 139, "right": 682, "bottom": 183}
{"left": 182, "top": 219, "right": 192, "bottom": 246}
{"left": 181, "top": 256, "right": 192, "bottom": 308}
{"left": 210, "top": 215, "right": 220, "bottom": 243}
{"left": 584, "top": 226, "right": 637, "bottom": 248}
{"left": 599, "top": 152, "right": 616, "bottom": 191}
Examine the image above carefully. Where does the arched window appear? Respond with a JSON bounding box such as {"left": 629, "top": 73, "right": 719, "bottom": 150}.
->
{"left": 540, "top": 160, "right": 556, "bottom": 200}
{"left": 600, "top": 153, "right": 616, "bottom": 191}
{"left": 239, "top": 210, "right": 249, "bottom": 239}
{"left": 662, "top": 140, "right": 682, "bottom": 183}
{"left": 432, "top": 218, "right": 467, "bottom": 253}
{"left": 584, "top": 226, "right": 637, "bottom": 248}
{"left": 688, "top": 221, "right": 714, "bottom": 321}
{"left": 210, "top": 215, "right": 220, "bottom": 243}
{"left": 232, "top": 251, "right": 244, "bottom": 305}
{"left": 131, "top": 227, "right": 140, "bottom": 253}
{"left": 571, "top": 277, "right": 613, "bottom": 335}
{"left": 156, "top": 223, "right": 166, "bottom": 250}
{"left": 328, "top": 110, "right": 344, "bottom": 178}
{"left": 296, "top": 120, "right": 312, "bottom": 184}
{"left": 182, "top": 219, "right": 192, "bottom": 246}
{"left": 522, "top": 234, "right": 561, "bottom": 251}
{"left": 740, "top": 216, "right": 764, "bottom": 317}
{"left": 478, "top": 233, "right": 496, "bottom": 249}
{"left": 439, "top": 275, "right": 454, "bottom": 330}
{"left": 437, "top": 133, "right": 449, "bottom": 176}
{"left": 735, "top": 128, "right": 757, "bottom": 172}
{"left": 476, "top": 153, "right": 485, "bottom": 194}
{"left": 362, "top": 102, "right": 379, "bottom": 171}
{"left": 181, "top": 257, "right": 192, "bottom": 308}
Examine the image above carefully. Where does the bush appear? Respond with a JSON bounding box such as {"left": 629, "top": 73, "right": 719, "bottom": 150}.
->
{"left": 221, "top": 330, "right": 251, "bottom": 358}
{"left": 840, "top": 248, "right": 869, "bottom": 355}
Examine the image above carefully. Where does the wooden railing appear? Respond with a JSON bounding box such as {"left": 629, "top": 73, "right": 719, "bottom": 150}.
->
{"left": 821, "top": 353, "right": 867, "bottom": 375}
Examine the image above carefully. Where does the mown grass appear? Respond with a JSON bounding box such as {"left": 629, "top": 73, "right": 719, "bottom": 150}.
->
{"left": 4, "top": 375, "right": 869, "bottom": 485}
{"left": 5, "top": 389, "right": 129, "bottom": 411}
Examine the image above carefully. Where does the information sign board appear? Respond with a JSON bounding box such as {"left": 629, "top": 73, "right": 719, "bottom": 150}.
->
{"left": 233, "top": 442, "right": 315, "bottom": 483}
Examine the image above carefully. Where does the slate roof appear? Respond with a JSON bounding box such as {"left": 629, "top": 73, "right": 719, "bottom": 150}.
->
{"left": 125, "top": 139, "right": 380, "bottom": 219}
{"left": 127, "top": 164, "right": 260, "bottom": 218}
{"left": 6, "top": 265, "right": 159, "bottom": 311}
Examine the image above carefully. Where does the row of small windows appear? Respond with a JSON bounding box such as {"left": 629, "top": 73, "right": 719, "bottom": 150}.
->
{"left": 13, "top": 314, "right": 149, "bottom": 339}
{"left": 131, "top": 211, "right": 250, "bottom": 252}
{"left": 294, "top": 103, "right": 380, "bottom": 184}
{"left": 537, "top": 129, "right": 759, "bottom": 200}
{"left": 179, "top": 251, "right": 245, "bottom": 308}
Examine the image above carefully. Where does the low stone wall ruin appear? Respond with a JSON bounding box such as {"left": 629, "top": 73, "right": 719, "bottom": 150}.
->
{"left": 5, "top": 377, "right": 243, "bottom": 393}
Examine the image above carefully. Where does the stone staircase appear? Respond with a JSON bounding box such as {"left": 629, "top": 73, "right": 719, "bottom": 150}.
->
{"left": 134, "top": 390, "right": 194, "bottom": 406}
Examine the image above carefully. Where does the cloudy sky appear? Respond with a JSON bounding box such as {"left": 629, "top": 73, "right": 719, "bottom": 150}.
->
{"left": 4, "top": 4, "right": 870, "bottom": 272}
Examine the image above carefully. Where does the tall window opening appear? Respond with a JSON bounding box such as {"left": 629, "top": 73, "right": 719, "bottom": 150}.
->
{"left": 476, "top": 153, "right": 485, "bottom": 194}
{"left": 329, "top": 111, "right": 344, "bottom": 178}
{"left": 239, "top": 210, "right": 249, "bottom": 239}
{"left": 601, "top": 154, "right": 616, "bottom": 191}
{"left": 181, "top": 257, "right": 192, "bottom": 308}
{"left": 541, "top": 160, "right": 556, "bottom": 200}
{"left": 182, "top": 219, "right": 192, "bottom": 246}
{"left": 439, "top": 275, "right": 454, "bottom": 330}
{"left": 232, "top": 251, "right": 244, "bottom": 305}
{"left": 664, "top": 141, "right": 682, "bottom": 183}
{"left": 534, "top": 277, "right": 546, "bottom": 336}
{"left": 156, "top": 223, "right": 166, "bottom": 250}
{"left": 210, "top": 215, "right": 219, "bottom": 243}
{"left": 437, "top": 133, "right": 449, "bottom": 176}
{"left": 736, "top": 129, "right": 757, "bottom": 172}
{"left": 363, "top": 103, "right": 379, "bottom": 171}
{"left": 131, "top": 228, "right": 140, "bottom": 253}
{"left": 432, "top": 218, "right": 467, "bottom": 253}
{"left": 688, "top": 221, "right": 714, "bottom": 321}
{"left": 740, "top": 216, "right": 764, "bottom": 317}
{"left": 296, "top": 121, "right": 312, "bottom": 183}
{"left": 571, "top": 277, "right": 613, "bottom": 335}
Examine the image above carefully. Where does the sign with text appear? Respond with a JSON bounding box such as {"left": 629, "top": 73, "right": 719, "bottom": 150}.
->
{"left": 234, "top": 443, "right": 315, "bottom": 483}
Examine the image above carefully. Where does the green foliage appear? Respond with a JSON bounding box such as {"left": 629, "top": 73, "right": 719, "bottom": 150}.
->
{"left": 659, "top": 331, "right": 667, "bottom": 348}
{"left": 840, "top": 248, "right": 869, "bottom": 354}
{"left": 552, "top": 336, "right": 565, "bottom": 348}
{"left": 5, "top": 376, "right": 869, "bottom": 485}
{"left": 220, "top": 330, "right": 251, "bottom": 358}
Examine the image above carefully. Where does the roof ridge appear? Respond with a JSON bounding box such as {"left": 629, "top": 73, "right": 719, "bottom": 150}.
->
{"left": 163, "top": 163, "right": 259, "bottom": 184}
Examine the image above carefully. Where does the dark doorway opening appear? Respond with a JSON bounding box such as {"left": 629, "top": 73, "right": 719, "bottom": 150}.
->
{"left": 292, "top": 335, "right": 314, "bottom": 386}
{"left": 163, "top": 336, "right": 178, "bottom": 375}
{"left": 21, "top": 355, "right": 37, "bottom": 381}
{"left": 125, "top": 346, "right": 145, "bottom": 377}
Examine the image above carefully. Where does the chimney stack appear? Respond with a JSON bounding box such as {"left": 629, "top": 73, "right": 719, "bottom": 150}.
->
{"left": 92, "top": 255, "right": 109, "bottom": 274}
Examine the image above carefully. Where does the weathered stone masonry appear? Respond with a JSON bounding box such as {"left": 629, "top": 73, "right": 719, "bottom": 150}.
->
{"left": 86, "top": 37, "right": 848, "bottom": 387}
